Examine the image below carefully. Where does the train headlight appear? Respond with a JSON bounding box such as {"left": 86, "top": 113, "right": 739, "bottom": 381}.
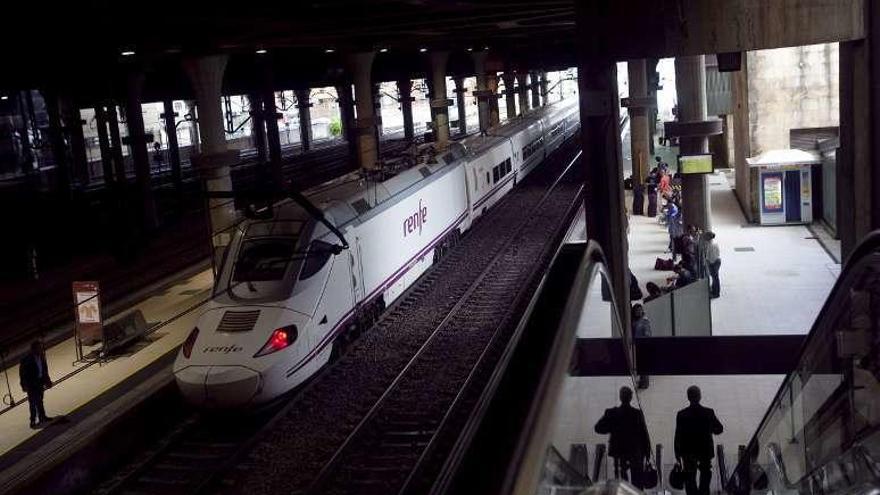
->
{"left": 182, "top": 327, "right": 199, "bottom": 359}
{"left": 254, "top": 325, "right": 298, "bottom": 357}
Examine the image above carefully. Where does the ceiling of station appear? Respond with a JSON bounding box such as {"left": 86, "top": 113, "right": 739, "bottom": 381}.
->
{"left": 1, "top": 0, "right": 579, "bottom": 101}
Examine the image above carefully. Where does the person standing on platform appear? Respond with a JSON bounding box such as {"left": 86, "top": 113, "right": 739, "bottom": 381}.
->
{"left": 674, "top": 386, "right": 724, "bottom": 495}
{"left": 646, "top": 168, "right": 659, "bottom": 217}
{"left": 632, "top": 303, "right": 652, "bottom": 338}
{"left": 19, "top": 340, "right": 53, "bottom": 429}
{"left": 705, "top": 232, "right": 721, "bottom": 298}
{"left": 631, "top": 304, "right": 652, "bottom": 389}
{"left": 595, "top": 386, "right": 651, "bottom": 488}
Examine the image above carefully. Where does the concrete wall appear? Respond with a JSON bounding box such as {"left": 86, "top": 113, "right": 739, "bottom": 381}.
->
{"left": 747, "top": 43, "right": 839, "bottom": 154}
{"left": 732, "top": 55, "right": 753, "bottom": 221}
{"left": 733, "top": 42, "right": 839, "bottom": 222}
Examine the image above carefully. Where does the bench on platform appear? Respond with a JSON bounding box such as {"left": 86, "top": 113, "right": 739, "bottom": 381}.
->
{"left": 101, "top": 310, "right": 151, "bottom": 356}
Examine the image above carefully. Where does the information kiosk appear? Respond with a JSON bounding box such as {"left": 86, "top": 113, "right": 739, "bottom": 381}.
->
{"left": 747, "top": 149, "right": 820, "bottom": 226}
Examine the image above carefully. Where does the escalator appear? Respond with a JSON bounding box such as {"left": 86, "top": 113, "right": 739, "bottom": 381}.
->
{"left": 724, "top": 233, "right": 880, "bottom": 495}
{"left": 424, "top": 230, "right": 880, "bottom": 495}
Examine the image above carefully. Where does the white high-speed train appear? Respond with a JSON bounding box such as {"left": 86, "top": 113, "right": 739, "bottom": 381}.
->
{"left": 174, "top": 98, "right": 580, "bottom": 407}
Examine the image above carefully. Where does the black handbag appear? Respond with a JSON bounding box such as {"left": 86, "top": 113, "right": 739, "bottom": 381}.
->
{"left": 669, "top": 462, "right": 686, "bottom": 490}
{"left": 642, "top": 461, "right": 659, "bottom": 489}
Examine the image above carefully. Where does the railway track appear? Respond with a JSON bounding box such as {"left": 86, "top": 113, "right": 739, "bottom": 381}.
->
{"left": 217, "top": 140, "right": 584, "bottom": 495}
{"left": 304, "top": 152, "right": 584, "bottom": 495}
{"left": 91, "top": 407, "right": 281, "bottom": 495}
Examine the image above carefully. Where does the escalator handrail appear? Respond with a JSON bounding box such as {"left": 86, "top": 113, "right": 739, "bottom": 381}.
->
{"left": 717, "top": 444, "right": 729, "bottom": 488}
{"left": 430, "top": 239, "right": 654, "bottom": 495}
{"left": 593, "top": 443, "right": 607, "bottom": 483}
{"left": 502, "top": 240, "right": 649, "bottom": 494}
{"left": 726, "top": 230, "right": 880, "bottom": 493}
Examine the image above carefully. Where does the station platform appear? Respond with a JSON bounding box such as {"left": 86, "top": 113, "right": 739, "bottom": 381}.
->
{"left": 627, "top": 170, "right": 839, "bottom": 335}
{"left": 0, "top": 267, "right": 213, "bottom": 464}
{"left": 549, "top": 168, "right": 841, "bottom": 479}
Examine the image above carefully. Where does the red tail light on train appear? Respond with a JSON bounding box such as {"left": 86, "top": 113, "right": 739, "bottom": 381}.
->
{"left": 254, "top": 325, "right": 298, "bottom": 357}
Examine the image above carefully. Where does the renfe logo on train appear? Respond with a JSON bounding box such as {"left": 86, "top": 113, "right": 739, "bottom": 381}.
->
{"left": 403, "top": 199, "right": 428, "bottom": 237}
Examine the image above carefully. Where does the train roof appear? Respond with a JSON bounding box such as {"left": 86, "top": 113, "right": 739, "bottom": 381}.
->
{"left": 261, "top": 97, "right": 577, "bottom": 236}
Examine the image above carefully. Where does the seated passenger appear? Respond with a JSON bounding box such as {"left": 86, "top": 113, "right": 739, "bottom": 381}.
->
{"left": 643, "top": 282, "right": 664, "bottom": 303}
{"left": 669, "top": 264, "right": 696, "bottom": 289}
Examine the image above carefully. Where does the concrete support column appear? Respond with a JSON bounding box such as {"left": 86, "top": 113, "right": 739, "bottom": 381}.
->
{"left": 247, "top": 93, "right": 267, "bottom": 164}
{"left": 540, "top": 71, "right": 550, "bottom": 106}
{"left": 429, "top": 52, "right": 451, "bottom": 150}
{"left": 161, "top": 99, "right": 182, "bottom": 192}
{"left": 15, "top": 92, "right": 34, "bottom": 173}
{"left": 185, "top": 100, "right": 200, "bottom": 149}
{"left": 295, "top": 89, "right": 313, "bottom": 152}
{"left": 472, "top": 51, "right": 491, "bottom": 133}
{"left": 453, "top": 76, "right": 467, "bottom": 135}
{"left": 577, "top": 59, "right": 632, "bottom": 337}
{"left": 627, "top": 59, "right": 651, "bottom": 183}
{"left": 62, "top": 101, "right": 89, "bottom": 185}
{"left": 93, "top": 105, "right": 114, "bottom": 185}
{"left": 260, "top": 73, "right": 283, "bottom": 184}
{"left": 397, "top": 79, "right": 415, "bottom": 141}
{"left": 373, "top": 83, "right": 385, "bottom": 141}
{"left": 529, "top": 71, "right": 541, "bottom": 110}
{"left": 576, "top": 3, "right": 631, "bottom": 340}
{"left": 502, "top": 72, "right": 517, "bottom": 120}
{"left": 124, "top": 73, "right": 158, "bottom": 229}
{"left": 836, "top": 4, "right": 880, "bottom": 262}
{"left": 839, "top": 38, "right": 878, "bottom": 261}
{"left": 674, "top": 55, "right": 712, "bottom": 232}
{"left": 336, "top": 83, "right": 358, "bottom": 161}
{"left": 516, "top": 72, "right": 530, "bottom": 114}
{"left": 106, "top": 105, "right": 127, "bottom": 183}
{"left": 184, "top": 55, "right": 238, "bottom": 256}
{"left": 487, "top": 74, "right": 500, "bottom": 127}
{"left": 44, "top": 92, "right": 70, "bottom": 194}
{"left": 348, "top": 52, "right": 379, "bottom": 170}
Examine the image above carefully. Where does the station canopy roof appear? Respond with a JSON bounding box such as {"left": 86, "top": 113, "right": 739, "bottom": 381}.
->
{"left": 746, "top": 149, "right": 822, "bottom": 168}
{"left": 0, "top": 0, "right": 579, "bottom": 92}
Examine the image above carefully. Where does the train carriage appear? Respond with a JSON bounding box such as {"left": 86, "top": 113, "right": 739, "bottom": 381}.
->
{"left": 174, "top": 97, "right": 580, "bottom": 407}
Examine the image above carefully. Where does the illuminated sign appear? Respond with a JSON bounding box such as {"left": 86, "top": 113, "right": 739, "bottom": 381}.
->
{"left": 679, "top": 154, "right": 714, "bottom": 174}
{"left": 762, "top": 173, "right": 784, "bottom": 213}
{"left": 72, "top": 281, "right": 103, "bottom": 346}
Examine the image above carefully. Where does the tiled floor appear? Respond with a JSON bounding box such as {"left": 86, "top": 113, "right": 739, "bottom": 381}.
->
{"left": 0, "top": 269, "right": 213, "bottom": 457}
{"left": 628, "top": 172, "right": 839, "bottom": 335}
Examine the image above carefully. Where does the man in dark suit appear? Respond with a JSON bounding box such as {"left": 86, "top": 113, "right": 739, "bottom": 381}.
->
{"left": 19, "top": 340, "right": 53, "bottom": 428}
{"left": 594, "top": 386, "right": 651, "bottom": 488}
{"left": 674, "top": 385, "right": 724, "bottom": 495}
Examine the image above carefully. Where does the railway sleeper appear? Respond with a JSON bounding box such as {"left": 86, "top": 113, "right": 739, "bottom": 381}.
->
{"left": 135, "top": 475, "right": 193, "bottom": 486}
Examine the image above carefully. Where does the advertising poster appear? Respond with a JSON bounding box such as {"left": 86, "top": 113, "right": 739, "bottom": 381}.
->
{"left": 72, "top": 281, "right": 103, "bottom": 345}
{"left": 762, "top": 172, "right": 784, "bottom": 214}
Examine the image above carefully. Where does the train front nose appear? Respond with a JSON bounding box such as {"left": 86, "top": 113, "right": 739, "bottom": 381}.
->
{"left": 175, "top": 365, "right": 262, "bottom": 408}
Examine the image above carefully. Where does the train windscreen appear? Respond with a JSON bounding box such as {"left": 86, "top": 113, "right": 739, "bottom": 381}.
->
{"left": 216, "top": 220, "right": 305, "bottom": 302}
